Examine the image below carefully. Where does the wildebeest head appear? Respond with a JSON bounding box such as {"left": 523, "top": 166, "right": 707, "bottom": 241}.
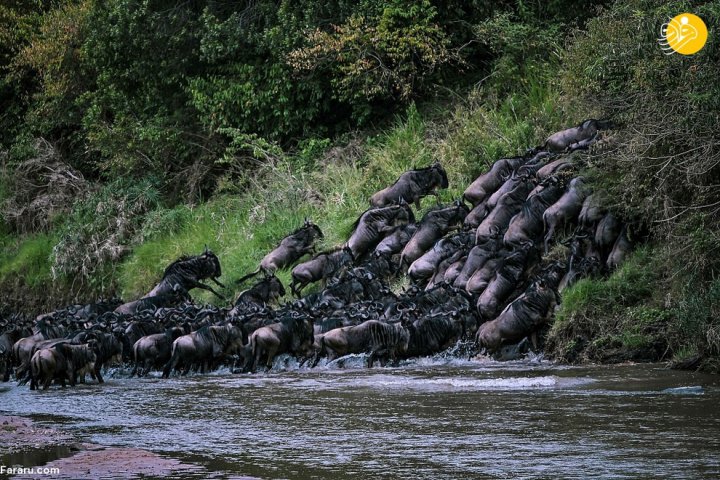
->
{"left": 303, "top": 218, "right": 324, "bottom": 240}
{"left": 201, "top": 246, "right": 222, "bottom": 279}
{"left": 431, "top": 161, "right": 449, "bottom": 189}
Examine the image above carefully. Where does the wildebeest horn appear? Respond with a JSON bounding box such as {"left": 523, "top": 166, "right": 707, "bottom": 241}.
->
{"left": 204, "top": 244, "right": 209, "bottom": 254}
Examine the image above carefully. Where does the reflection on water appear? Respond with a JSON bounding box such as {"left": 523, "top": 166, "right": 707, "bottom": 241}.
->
{"left": 2, "top": 358, "right": 720, "bottom": 479}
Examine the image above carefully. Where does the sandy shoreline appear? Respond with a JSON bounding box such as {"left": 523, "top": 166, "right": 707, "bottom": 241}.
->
{"left": 0, "top": 415, "right": 206, "bottom": 479}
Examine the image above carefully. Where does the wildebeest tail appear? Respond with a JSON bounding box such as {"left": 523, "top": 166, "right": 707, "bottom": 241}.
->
{"left": 236, "top": 268, "right": 262, "bottom": 285}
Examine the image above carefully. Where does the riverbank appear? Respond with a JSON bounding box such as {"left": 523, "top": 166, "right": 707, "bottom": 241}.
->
{"left": 0, "top": 415, "right": 208, "bottom": 479}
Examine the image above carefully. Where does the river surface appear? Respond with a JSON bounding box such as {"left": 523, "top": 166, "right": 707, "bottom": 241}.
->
{"left": 2, "top": 356, "right": 720, "bottom": 479}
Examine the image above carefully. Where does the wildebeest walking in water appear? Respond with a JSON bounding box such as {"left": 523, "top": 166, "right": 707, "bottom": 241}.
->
{"left": 236, "top": 219, "right": 324, "bottom": 284}
{"left": 144, "top": 246, "right": 226, "bottom": 300}
{"left": 370, "top": 161, "right": 449, "bottom": 208}
{"left": 162, "top": 324, "right": 247, "bottom": 377}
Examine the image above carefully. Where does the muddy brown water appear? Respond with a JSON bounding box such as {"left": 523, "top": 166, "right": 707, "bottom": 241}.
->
{"left": 1, "top": 356, "right": 720, "bottom": 479}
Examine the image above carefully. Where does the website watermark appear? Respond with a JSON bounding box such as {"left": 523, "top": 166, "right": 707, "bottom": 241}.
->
{"left": 0, "top": 465, "right": 61, "bottom": 476}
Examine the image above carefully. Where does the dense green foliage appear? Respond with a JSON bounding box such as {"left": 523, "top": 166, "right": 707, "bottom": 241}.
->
{"left": 1, "top": 0, "right": 718, "bottom": 370}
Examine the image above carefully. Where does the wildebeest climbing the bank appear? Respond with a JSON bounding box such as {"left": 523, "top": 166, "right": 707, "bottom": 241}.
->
{"left": 143, "top": 246, "right": 226, "bottom": 300}
{"left": 235, "top": 219, "right": 324, "bottom": 284}
{"left": 370, "top": 161, "right": 449, "bottom": 208}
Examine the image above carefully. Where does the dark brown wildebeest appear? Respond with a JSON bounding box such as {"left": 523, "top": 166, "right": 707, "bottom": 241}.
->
{"left": 236, "top": 219, "right": 324, "bottom": 284}
{"left": 475, "top": 279, "right": 560, "bottom": 353}
{"left": 543, "top": 119, "right": 613, "bottom": 153}
{"left": 312, "top": 320, "right": 409, "bottom": 368}
{"left": 594, "top": 212, "right": 622, "bottom": 259}
{"left": 606, "top": 225, "right": 633, "bottom": 271}
{"left": 452, "top": 232, "right": 501, "bottom": 290}
{"left": 400, "top": 201, "right": 469, "bottom": 267}
{"left": 403, "top": 311, "right": 467, "bottom": 358}
{"left": 374, "top": 223, "right": 419, "bottom": 256}
{"left": 30, "top": 343, "right": 96, "bottom": 390}
{"left": 120, "top": 320, "right": 163, "bottom": 362}
{"left": 578, "top": 193, "right": 607, "bottom": 232}
{"left": 114, "top": 291, "right": 188, "bottom": 315}
{"left": 131, "top": 327, "right": 185, "bottom": 377}
{"left": 463, "top": 156, "right": 527, "bottom": 206}
{"left": 10, "top": 320, "right": 66, "bottom": 383}
{"left": 543, "top": 177, "right": 589, "bottom": 253}
{"left": 244, "top": 316, "right": 314, "bottom": 372}
{"left": 536, "top": 158, "right": 573, "bottom": 181}
{"left": 290, "top": 246, "right": 355, "bottom": 297}
{"left": 426, "top": 245, "right": 471, "bottom": 291}
{"left": 70, "top": 330, "right": 123, "bottom": 383}
{"left": 407, "top": 231, "right": 473, "bottom": 282}
{"left": 162, "top": 324, "right": 246, "bottom": 377}
{"left": 144, "top": 246, "right": 226, "bottom": 300}
{"left": 474, "top": 182, "right": 530, "bottom": 243}
{"left": 347, "top": 204, "right": 415, "bottom": 258}
{"left": 476, "top": 243, "right": 535, "bottom": 322}
{"left": 1, "top": 325, "right": 29, "bottom": 382}
{"left": 370, "top": 162, "right": 449, "bottom": 208}
{"left": 465, "top": 250, "right": 508, "bottom": 296}
{"left": 503, "top": 179, "right": 565, "bottom": 246}
{"left": 235, "top": 275, "right": 286, "bottom": 307}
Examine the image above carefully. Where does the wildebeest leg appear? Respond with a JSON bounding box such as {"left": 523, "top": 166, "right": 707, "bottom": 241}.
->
{"left": 43, "top": 376, "right": 51, "bottom": 390}
{"left": 265, "top": 345, "right": 279, "bottom": 370}
{"left": 94, "top": 365, "right": 104, "bottom": 384}
{"left": 530, "top": 332, "right": 538, "bottom": 350}
{"left": 187, "top": 279, "right": 226, "bottom": 300}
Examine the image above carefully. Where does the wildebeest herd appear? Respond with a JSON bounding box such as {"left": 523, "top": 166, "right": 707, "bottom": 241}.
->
{"left": 1, "top": 119, "right": 633, "bottom": 390}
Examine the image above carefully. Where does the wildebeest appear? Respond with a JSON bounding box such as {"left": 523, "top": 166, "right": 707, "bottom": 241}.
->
{"left": 408, "top": 231, "right": 473, "bottom": 282}
{"left": 474, "top": 183, "right": 528, "bottom": 242}
{"left": 543, "top": 177, "right": 589, "bottom": 253}
{"left": 453, "top": 233, "right": 501, "bottom": 290}
{"left": 10, "top": 320, "right": 67, "bottom": 383}
{"left": 162, "top": 324, "right": 246, "bottom": 377}
{"left": 503, "top": 179, "right": 565, "bottom": 246}
{"left": 536, "top": 158, "right": 573, "bottom": 181}
{"left": 475, "top": 279, "right": 560, "bottom": 353}
{"left": 374, "top": 223, "right": 419, "bottom": 256}
{"left": 463, "top": 156, "right": 526, "bottom": 206}
{"left": 236, "top": 219, "right": 324, "bottom": 284}
{"left": 235, "top": 275, "right": 286, "bottom": 307}
{"left": 121, "top": 320, "right": 163, "bottom": 362}
{"left": 543, "top": 119, "right": 613, "bottom": 153}
{"left": 131, "top": 327, "right": 185, "bottom": 377}
{"left": 114, "top": 291, "right": 188, "bottom": 315}
{"left": 71, "top": 330, "right": 122, "bottom": 383}
{"left": 290, "top": 246, "right": 355, "bottom": 297}
{"left": 1, "top": 325, "right": 28, "bottom": 382}
{"left": 347, "top": 204, "right": 415, "bottom": 258}
{"left": 578, "top": 194, "right": 607, "bottom": 232}
{"left": 144, "top": 246, "right": 226, "bottom": 300}
{"left": 403, "top": 311, "right": 467, "bottom": 357}
{"left": 476, "top": 244, "right": 534, "bottom": 321}
{"left": 400, "top": 201, "right": 469, "bottom": 267}
{"left": 30, "top": 343, "right": 96, "bottom": 390}
{"left": 243, "top": 316, "right": 314, "bottom": 372}
{"left": 312, "top": 320, "right": 409, "bottom": 368}
{"left": 594, "top": 212, "right": 622, "bottom": 258}
{"left": 606, "top": 225, "right": 632, "bottom": 271}
{"left": 370, "top": 162, "right": 449, "bottom": 208}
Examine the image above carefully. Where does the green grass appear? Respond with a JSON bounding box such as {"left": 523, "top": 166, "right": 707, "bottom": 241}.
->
{"left": 0, "top": 233, "right": 56, "bottom": 288}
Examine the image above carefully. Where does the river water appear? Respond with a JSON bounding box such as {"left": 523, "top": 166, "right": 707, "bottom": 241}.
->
{"left": 1, "top": 356, "right": 720, "bottom": 479}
